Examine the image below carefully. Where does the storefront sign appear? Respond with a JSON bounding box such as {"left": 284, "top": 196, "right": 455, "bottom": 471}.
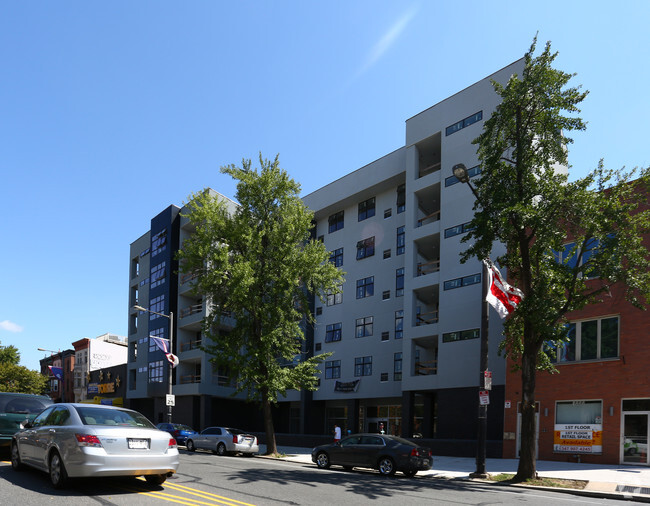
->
{"left": 87, "top": 383, "right": 99, "bottom": 394}
{"left": 554, "top": 424, "right": 602, "bottom": 453}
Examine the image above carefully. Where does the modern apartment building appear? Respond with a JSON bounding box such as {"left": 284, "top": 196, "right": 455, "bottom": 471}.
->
{"left": 127, "top": 58, "right": 525, "bottom": 454}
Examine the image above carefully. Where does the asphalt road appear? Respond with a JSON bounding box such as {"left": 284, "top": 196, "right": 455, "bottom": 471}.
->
{"left": 0, "top": 449, "right": 636, "bottom": 505}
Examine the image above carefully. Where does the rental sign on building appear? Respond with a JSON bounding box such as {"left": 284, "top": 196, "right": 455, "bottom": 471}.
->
{"left": 554, "top": 423, "right": 603, "bottom": 453}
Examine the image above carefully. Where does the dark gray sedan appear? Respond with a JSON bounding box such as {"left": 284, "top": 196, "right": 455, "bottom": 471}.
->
{"left": 11, "top": 403, "right": 179, "bottom": 488}
{"left": 311, "top": 434, "right": 432, "bottom": 477}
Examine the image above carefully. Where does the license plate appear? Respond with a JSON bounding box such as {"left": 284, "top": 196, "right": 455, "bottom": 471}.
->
{"left": 128, "top": 438, "right": 149, "bottom": 449}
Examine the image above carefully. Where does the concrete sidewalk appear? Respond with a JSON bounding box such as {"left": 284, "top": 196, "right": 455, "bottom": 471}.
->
{"left": 260, "top": 445, "right": 650, "bottom": 502}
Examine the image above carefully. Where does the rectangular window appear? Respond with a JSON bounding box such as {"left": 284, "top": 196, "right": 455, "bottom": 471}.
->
{"left": 354, "top": 356, "right": 372, "bottom": 377}
{"left": 554, "top": 400, "right": 603, "bottom": 454}
{"left": 384, "top": 208, "right": 392, "bottom": 219}
{"left": 382, "top": 290, "right": 390, "bottom": 300}
{"left": 443, "top": 273, "right": 481, "bottom": 290}
{"left": 395, "top": 310, "right": 403, "bottom": 339}
{"left": 356, "top": 276, "right": 374, "bottom": 299}
{"left": 325, "top": 323, "right": 342, "bottom": 343}
{"left": 445, "top": 165, "right": 481, "bottom": 187}
{"left": 147, "top": 295, "right": 166, "bottom": 319}
{"left": 326, "top": 287, "right": 342, "bottom": 306}
{"left": 151, "top": 229, "right": 167, "bottom": 257}
{"left": 554, "top": 235, "right": 614, "bottom": 279}
{"left": 444, "top": 221, "right": 474, "bottom": 239}
{"left": 394, "top": 352, "right": 402, "bottom": 381}
{"left": 395, "top": 268, "right": 404, "bottom": 297}
{"left": 383, "top": 249, "right": 391, "bottom": 259}
{"left": 329, "top": 248, "right": 343, "bottom": 267}
{"left": 328, "top": 211, "right": 344, "bottom": 233}
{"left": 552, "top": 316, "right": 619, "bottom": 363}
{"left": 380, "top": 373, "right": 389, "bottom": 382}
{"left": 356, "top": 237, "right": 375, "bottom": 260}
{"left": 150, "top": 261, "right": 167, "bottom": 289}
{"left": 149, "top": 327, "right": 165, "bottom": 351}
{"left": 445, "top": 110, "right": 483, "bottom": 136}
{"left": 148, "top": 360, "right": 164, "bottom": 383}
{"left": 381, "top": 331, "right": 390, "bottom": 342}
{"left": 396, "top": 226, "right": 405, "bottom": 255}
{"left": 443, "top": 328, "right": 480, "bottom": 343}
{"left": 325, "top": 360, "right": 341, "bottom": 379}
{"left": 358, "top": 197, "right": 376, "bottom": 221}
{"left": 396, "top": 184, "right": 405, "bottom": 213}
{"left": 355, "top": 316, "right": 373, "bottom": 338}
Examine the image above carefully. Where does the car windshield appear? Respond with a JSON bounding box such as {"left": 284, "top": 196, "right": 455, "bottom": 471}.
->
{"left": 2, "top": 397, "right": 52, "bottom": 415}
{"left": 227, "top": 428, "right": 246, "bottom": 435}
{"left": 74, "top": 406, "right": 155, "bottom": 428}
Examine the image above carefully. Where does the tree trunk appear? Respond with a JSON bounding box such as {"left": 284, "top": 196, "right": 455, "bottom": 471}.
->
{"left": 262, "top": 388, "right": 277, "bottom": 455}
{"left": 514, "top": 348, "right": 538, "bottom": 481}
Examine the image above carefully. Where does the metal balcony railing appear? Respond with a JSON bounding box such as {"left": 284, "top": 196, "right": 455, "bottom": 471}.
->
{"left": 415, "top": 360, "right": 438, "bottom": 375}
{"left": 418, "top": 162, "right": 441, "bottom": 178}
{"left": 180, "top": 272, "right": 199, "bottom": 285}
{"left": 180, "top": 340, "right": 202, "bottom": 352}
{"left": 180, "top": 304, "right": 203, "bottom": 319}
{"left": 416, "top": 310, "right": 439, "bottom": 326}
{"left": 180, "top": 374, "right": 201, "bottom": 384}
{"left": 417, "top": 210, "right": 441, "bottom": 227}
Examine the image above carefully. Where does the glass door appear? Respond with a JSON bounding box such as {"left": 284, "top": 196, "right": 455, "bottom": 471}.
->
{"left": 623, "top": 414, "right": 649, "bottom": 464}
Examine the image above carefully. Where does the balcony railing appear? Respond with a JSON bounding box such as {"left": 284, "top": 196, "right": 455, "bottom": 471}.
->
{"left": 180, "top": 272, "right": 199, "bottom": 285}
{"left": 180, "top": 340, "right": 202, "bottom": 352}
{"left": 415, "top": 360, "right": 438, "bottom": 375}
{"left": 418, "top": 162, "right": 441, "bottom": 178}
{"left": 180, "top": 374, "right": 201, "bottom": 384}
{"left": 417, "top": 210, "right": 441, "bottom": 227}
{"left": 417, "top": 259, "right": 440, "bottom": 276}
{"left": 416, "top": 310, "right": 439, "bottom": 326}
{"left": 180, "top": 304, "right": 203, "bottom": 319}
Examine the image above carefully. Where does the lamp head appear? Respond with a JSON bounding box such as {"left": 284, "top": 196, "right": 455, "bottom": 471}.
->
{"left": 452, "top": 163, "right": 470, "bottom": 183}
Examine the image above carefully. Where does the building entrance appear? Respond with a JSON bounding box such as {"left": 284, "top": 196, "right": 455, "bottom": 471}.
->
{"left": 623, "top": 413, "right": 649, "bottom": 465}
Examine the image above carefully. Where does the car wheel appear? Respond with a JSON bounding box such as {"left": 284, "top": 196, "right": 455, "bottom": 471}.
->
{"left": 378, "top": 456, "right": 396, "bottom": 476}
{"left": 49, "top": 451, "right": 68, "bottom": 489}
{"left": 186, "top": 439, "right": 195, "bottom": 452}
{"left": 11, "top": 442, "right": 24, "bottom": 471}
{"left": 216, "top": 442, "right": 227, "bottom": 456}
{"left": 145, "top": 474, "right": 167, "bottom": 486}
{"left": 403, "top": 469, "right": 417, "bottom": 478}
{"left": 315, "top": 451, "right": 330, "bottom": 469}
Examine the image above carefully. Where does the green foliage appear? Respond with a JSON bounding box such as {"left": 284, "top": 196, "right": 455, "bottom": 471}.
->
{"left": 0, "top": 343, "right": 21, "bottom": 365}
{"left": 0, "top": 363, "right": 48, "bottom": 394}
{"left": 463, "top": 37, "right": 650, "bottom": 368}
{"left": 177, "top": 154, "right": 344, "bottom": 404}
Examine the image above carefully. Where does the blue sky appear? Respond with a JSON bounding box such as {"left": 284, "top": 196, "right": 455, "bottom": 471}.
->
{"left": 2, "top": 1, "right": 649, "bottom": 372}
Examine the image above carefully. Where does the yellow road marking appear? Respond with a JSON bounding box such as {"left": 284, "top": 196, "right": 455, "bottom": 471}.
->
{"left": 164, "top": 482, "right": 257, "bottom": 506}
{"left": 122, "top": 478, "right": 256, "bottom": 506}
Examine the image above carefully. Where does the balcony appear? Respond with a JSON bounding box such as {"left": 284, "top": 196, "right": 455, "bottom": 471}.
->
{"left": 415, "top": 360, "right": 438, "bottom": 375}
{"left": 180, "top": 374, "right": 201, "bottom": 384}
{"left": 418, "top": 162, "right": 441, "bottom": 179}
{"left": 180, "top": 304, "right": 203, "bottom": 319}
{"left": 180, "top": 272, "right": 198, "bottom": 285}
{"left": 416, "top": 309, "right": 439, "bottom": 326}
{"left": 417, "top": 210, "right": 440, "bottom": 228}
{"left": 180, "top": 339, "right": 202, "bottom": 352}
{"left": 417, "top": 259, "right": 440, "bottom": 276}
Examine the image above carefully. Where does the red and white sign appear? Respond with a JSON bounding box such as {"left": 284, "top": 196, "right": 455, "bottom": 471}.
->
{"left": 479, "top": 391, "right": 490, "bottom": 405}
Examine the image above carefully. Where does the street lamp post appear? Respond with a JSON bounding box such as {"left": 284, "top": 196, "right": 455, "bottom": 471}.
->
{"left": 452, "top": 163, "right": 490, "bottom": 478}
{"left": 133, "top": 305, "right": 175, "bottom": 424}
{"left": 38, "top": 347, "right": 64, "bottom": 402}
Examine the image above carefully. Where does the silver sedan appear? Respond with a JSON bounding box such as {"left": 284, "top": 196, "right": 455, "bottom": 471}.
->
{"left": 11, "top": 403, "right": 179, "bottom": 488}
{"left": 186, "top": 426, "right": 259, "bottom": 456}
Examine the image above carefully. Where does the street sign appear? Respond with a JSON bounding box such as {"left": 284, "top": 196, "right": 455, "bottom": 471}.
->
{"left": 166, "top": 394, "right": 176, "bottom": 407}
{"left": 483, "top": 370, "right": 492, "bottom": 390}
{"left": 479, "top": 390, "right": 490, "bottom": 405}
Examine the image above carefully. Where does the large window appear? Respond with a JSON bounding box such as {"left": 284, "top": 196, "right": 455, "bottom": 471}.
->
{"left": 395, "top": 310, "right": 403, "bottom": 339}
{"left": 329, "top": 248, "right": 343, "bottom": 267}
{"left": 148, "top": 361, "right": 164, "bottom": 383}
{"left": 355, "top": 316, "right": 373, "bottom": 338}
{"left": 356, "top": 276, "right": 374, "bottom": 299}
{"left": 445, "top": 111, "right": 482, "bottom": 136}
{"left": 325, "top": 360, "right": 341, "bottom": 379}
{"left": 443, "top": 273, "right": 481, "bottom": 290}
{"left": 326, "top": 288, "right": 342, "bottom": 306}
{"left": 444, "top": 221, "right": 474, "bottom": 239}
{"left": 395, "top": 268, "right": 404, "bottom": 297}
{"left": 151, "top": 229, "right": 167, "bottom": 257}
{"left": 328, "top": 211, "right": 344, "bottom": 233}
{"left": 394, "top": 353, "right": 402, "bottom": 381}
{"left": 396, "top": 226, "right": 405, "bottom": 255}
{"left": 554, "top": 236, "right": 613, "bottom": 279}
{"left": 554, "top": 400, "right": 603, "bottom": 454}
{"left": 149, "top": 327, "right": 165, "bottom": 351}
{"left": 356, "top": 237, "right": 375, "bottom": 260}
{"left": 148, "top": 295, "right": 166, "bottom": 319}
{"left": 150, "top": 261, "right": 166, "bottom": 289}
{"left": 354, "top": 356, "right": 372, "bottom": 377}
{"left": 396, "top": 184, "right": 405, "bottom": 214}
{"left": 445, "top": 165, "right": 481, "bottom": 187}
{"left": 443, "top": 328, "right": 480, "bottom": 343}
{"left": 550, "top": 316, "right": 619, "bottom": 362}
{"left": 325, "top": 323, "right": 342, "bottom": 343}
{"left": 358, "top": 197, "right": 376, "bottom": 221}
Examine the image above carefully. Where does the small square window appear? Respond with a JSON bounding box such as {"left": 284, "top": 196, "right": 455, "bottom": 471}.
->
{"left": 380, "top": 373, "right": 388, "bottom": 382}
{"left": 383, "top": 249, "right": 391, "bottom": 259}
{"left": 384, "top": 208, "right": 392, "bottom": 219}
{"left": 382, "top": 290, "right": 390, "bottom": 300}
{"left": 381, "top": 331, "right": 389, "bottom": 341}
{"left": 315, "top": 343, "right": 322, "bottom": 351}
{"left": 316, "top": 307, "right": 322, "bottom": 315}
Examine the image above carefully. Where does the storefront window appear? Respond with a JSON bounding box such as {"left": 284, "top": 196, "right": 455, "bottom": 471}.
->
{"left": 554, "top": 400, "right": 602, "bottom": 454}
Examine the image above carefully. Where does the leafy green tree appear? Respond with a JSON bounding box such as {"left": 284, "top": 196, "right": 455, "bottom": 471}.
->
{"left": 178, "top": 154, "right": 344, "bottom": 454}
{"left": 0, "top": 342, "right": 21, "bottom": 365}
{"left": 462, "top": 38, "right": 650, "bottom": 480}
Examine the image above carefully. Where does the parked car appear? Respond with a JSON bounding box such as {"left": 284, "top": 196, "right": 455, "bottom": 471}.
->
{"left": 11, "top": 403, "right": 179, "bottom": 488}
{"left": 311, "top": 433, "right": 433, "bottom": 477}
{"left": 185, "top": 426, "right": 259, "bottom": 456}
{"left": 0, "top": 392, "right": 53, "bottom": 449}
{"left": 156, "top": 423, "right": 198, "bottom": 445}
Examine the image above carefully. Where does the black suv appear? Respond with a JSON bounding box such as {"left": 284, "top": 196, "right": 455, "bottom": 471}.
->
{"left": 0, "top": 392, "right": 53, "bottom": 448}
